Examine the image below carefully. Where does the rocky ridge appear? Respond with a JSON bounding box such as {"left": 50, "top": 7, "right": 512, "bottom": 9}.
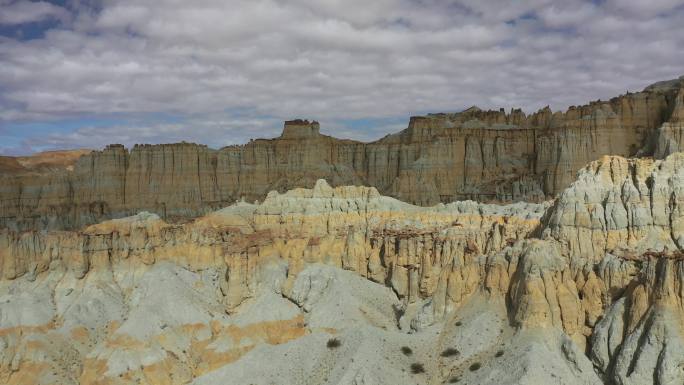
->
{"left": 0, "top": 151, "right": 683, "bottom": 384}
{"left": 2, "top": 77, "right": 684, "bottom": 231}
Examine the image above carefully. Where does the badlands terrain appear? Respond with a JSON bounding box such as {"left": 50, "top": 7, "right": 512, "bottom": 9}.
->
{"left": 0, "top": 76, "right": 683, "bottom": 385}
{"left": 2, "top": 77, "right": 684, "bottom": 231}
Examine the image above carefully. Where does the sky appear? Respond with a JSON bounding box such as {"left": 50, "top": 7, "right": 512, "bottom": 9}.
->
{"left": 1, "top": 0, "right": 683, "bottom": 155}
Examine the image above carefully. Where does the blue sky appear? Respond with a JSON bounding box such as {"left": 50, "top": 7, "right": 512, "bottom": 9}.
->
{"left": 1, "top": 0, "right": 683, "bottom": 155}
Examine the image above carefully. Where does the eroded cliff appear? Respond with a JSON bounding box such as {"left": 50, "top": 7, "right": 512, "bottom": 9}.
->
{"left": 0, "top": 151, "right": 683, "bottom": 384}
{"left": 2, "top": 78, "right": 683, "bottom": 231}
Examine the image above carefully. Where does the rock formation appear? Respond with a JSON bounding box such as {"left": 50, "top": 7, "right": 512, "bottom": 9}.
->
{"left": 0, "top": 149, "right": 683, "bottom": 384}
{"left": 2, "top": 77, "right": 683, "bottom": 231}
{"left": 2, "top": 76, "right": 684, "bottom": 385}
{"left": 653, "top": 83, "right": 684, "bottom": 159}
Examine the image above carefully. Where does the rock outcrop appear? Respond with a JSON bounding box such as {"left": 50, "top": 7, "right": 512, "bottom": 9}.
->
{"left": 2, "top": 76, "right": 684, "bottom": 384}
{"left": 0, "top": 179, "right": 547, "bottom": 310}
{"left": 653, "top": 84, "right": 684, "bottom": 159}
{"left": 544, "top": 152, "right": 684, "bottom": 261}
{"left": 590, "top": 257, "right": 684, "bottom": 385}
{"left": 2, "top": 78, "right": 683, "bottom": 231}
{"left": 0, "top": 148, "right": 683, "bottom": 384}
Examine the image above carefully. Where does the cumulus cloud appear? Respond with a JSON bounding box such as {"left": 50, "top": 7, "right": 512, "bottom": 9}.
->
{"left": 0, "top": 0, "right": 69, "bottom": 25}
{"left": 0, "top": 0, "right": 683, "bottom": 154}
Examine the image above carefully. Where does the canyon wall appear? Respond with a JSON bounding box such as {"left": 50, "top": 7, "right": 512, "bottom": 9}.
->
{"left": 1, "top": 77, "right": 683, "bottom": 384}
{"left": 0, "top": 152, "right": 683, "bottom": 384}
{"left": 1, "top": 77, "right": 683, "bottom": 231}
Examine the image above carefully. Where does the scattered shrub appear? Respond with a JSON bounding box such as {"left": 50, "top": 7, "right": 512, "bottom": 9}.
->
{"left": 327, "top": 338, "right": 341, "bottom": 349}
{"left": 469, "top": 362, "right": 482, "bottom": 371}
{"left": 440, "top": 348, "right": 460, "bottom": 357}
{"left": 495, "top": 350, "right": 504, "bottom": 357}
{"left": 448, "top": 377, "right": 461, "bottom": 383}
{"left": 410, "top": 363, "right": 425, "bottom": 374}
{"left": 401, "top": 346, "right": 413, "bottom": 356}
{"left": 455, "top": 321, "right": 462, "bottom": 326}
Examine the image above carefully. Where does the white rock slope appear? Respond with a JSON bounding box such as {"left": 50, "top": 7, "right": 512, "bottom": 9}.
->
{"left": 0, "top": 153, "right": 683, "bottom": 385}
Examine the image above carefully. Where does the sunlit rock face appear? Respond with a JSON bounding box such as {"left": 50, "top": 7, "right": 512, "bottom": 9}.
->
{"left": 1, "top": 78, "right": 683, "bottom": 232}
{"left": 0, "top": 146, "right": 683, "bottom": 384}
{"left": 1, "top": 77, "right": 684, "bottom": 385}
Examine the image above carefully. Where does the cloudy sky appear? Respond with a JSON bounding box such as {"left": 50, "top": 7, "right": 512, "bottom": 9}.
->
{"left": 1, "top": 0, "right": 683, "bottom": 155}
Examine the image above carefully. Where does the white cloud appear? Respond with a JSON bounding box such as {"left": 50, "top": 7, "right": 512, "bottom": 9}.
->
{"left": 0, "top": 0, "right": 683, "bottom": 154}
{"left": 0, "top": 1, "right": 69, "bottom": 25}
{"left": 604, "top": 0, "right": 684, "bottom": 17}
{"left": 537, "top": 2, "right": 599, "bottom": 28}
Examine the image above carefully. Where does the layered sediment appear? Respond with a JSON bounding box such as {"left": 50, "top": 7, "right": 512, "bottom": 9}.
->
{"left": 2, "top": 76, "right": 684, "bottom": 385}
{"left": 2, "top": 78, "right": 683, "bottom": 231}
{"left": 0, "top": 152, "right": 683, "bottom": 384}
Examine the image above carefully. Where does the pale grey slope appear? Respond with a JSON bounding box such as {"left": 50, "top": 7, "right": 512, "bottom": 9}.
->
{"left": 452, "top": 329, "right": 602, "bottom": 385}
{"left": 285, "top": 264, "right": 402, "bottom": 330}
{"left": 192, "top": 265, "right": 602, "bottom": 385}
